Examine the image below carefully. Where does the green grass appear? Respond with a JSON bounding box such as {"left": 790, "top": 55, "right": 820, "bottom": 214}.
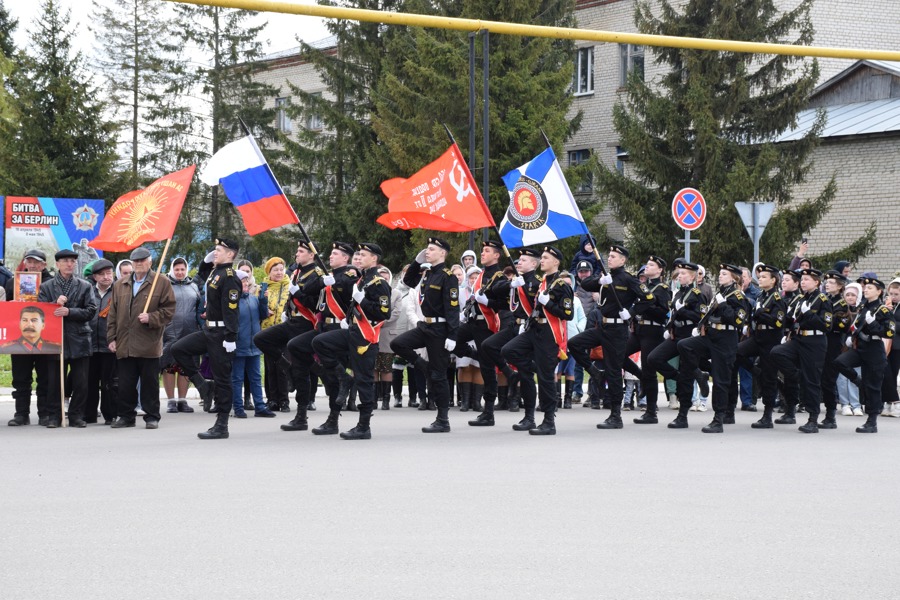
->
{"left": 0, "top": 354, "right": 11, "bottom": 387}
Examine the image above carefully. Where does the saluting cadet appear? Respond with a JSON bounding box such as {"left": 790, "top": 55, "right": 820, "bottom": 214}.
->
{"left": 676, "top": 264, "right": 750, "bottom": 433}
{"left": 568, "top": 244, "right": 642, "bottom": 430}
{"left": 281, "top": 242, "right": 356, "bottom": 432}
{"left": 312, "top": 243, "right": 392, "bottom": 439}
{"left": 769, "top": 268, "right": 833, "bottom": 433}
{"left": 171, "top": 239, "right": 242, "bottom": 440}
{"left": 391, "top": 237, "right": 460, "bottom": 433}
{"left": 819, "top": 270, "right": 852, "bottom": 428}
{"left": 628, "top": 255, "right": 672, "bottom": 424}
{"left": 834, "top": 276, "right": 896, "bottom": 433}
{"left": 253, "top": 241, "right": 324, "bottom": 429}
{"left": 732, "top": 264, "right": 786, "bottom": 429}
{"left": 646, "top": 260, "right": 708, "bottom": 428}
{"left": 479, "top": 248, "right": 542, "bottom": 416}
{"left": 501, "top": 246, "right": 574, "bottom": 435}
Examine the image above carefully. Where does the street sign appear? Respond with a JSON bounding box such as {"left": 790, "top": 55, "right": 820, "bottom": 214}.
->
{"left": 734, "top": 201, "right": 776, "bottom": 266}
{"left": 672, "top": 188, "right": 706, "bottom": 231}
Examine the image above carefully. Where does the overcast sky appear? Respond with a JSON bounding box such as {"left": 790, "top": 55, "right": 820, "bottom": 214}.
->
{"left": 8, "top": 0, "right": 331, "bottom": 59}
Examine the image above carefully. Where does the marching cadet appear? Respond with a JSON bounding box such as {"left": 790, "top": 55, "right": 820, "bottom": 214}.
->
{"left": 391, "top": 237, "right": 460, "bottom": 433}
{"left": 281, "top": 242, "right": 356, "bottom": 432}
{"left": 834, "top": 276, "right": 896, "bottom": 433}
{"left": 819, "top": 270, "right": 852, "bottom": 428}
{"left": 568, "top": 244, "right": 643, "bottom": 430}
{"left": 172, "top": 239, "right": 242, "bottom": 439}
{"left": 675, "top": 264, "right": 750, "bottom": 433}
{"left": 627, "top": 255, "right": 672, "bottom": 424}
{"left": 769, "top": 268, "right": 833, "bottom": 433}
{"left": 479, "top": 248, "right": 542, "bottom": 416}
{"left": 312, "top": 243, "right": 391, "bottom": 439}
{"left": 501, "top": 246, "right": 574, "bottom": 435}
{"left": 775, "top": 269, "right": 803, "bottom": 421}
{"left": 646, "top": 260, "right": 708, "bottom": 428}
{"left": 448, "top": 240, "right": 508, "bottom": 426}
{"left": 732, "top": 264, "right": 786, "bottom": 429}
{"left": 253, "top": 241, "right": 324, "bottom": 430}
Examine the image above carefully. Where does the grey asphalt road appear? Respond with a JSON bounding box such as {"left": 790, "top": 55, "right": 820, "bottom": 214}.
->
{"left": 0, "top": 398, "right": 897, "bottom": 600}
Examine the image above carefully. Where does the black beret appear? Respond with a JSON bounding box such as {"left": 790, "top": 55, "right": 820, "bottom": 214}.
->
{"left": 857, "top": 276, "right": 885, "bottom": 289}
{"left": 297, "top": 240, "right": 316, "bottom": 252}
{"left": 799, "top": 267, "right": 823, "bottom": 280}
{"left": 755, "top": 264, "right": 781, "bottom": 277}
{"left": 519, "top": 248, "right": 540, "bottom": 259}
{"left": 782, "top": 269, "right": 801, "bottom": 282}
{"left": 609, "top": 244, "right": 629, "bottom": 258}
{"left": 543, "top": 246, "right": 563, "bottom": 263}
{"left": 483, "top": 239, "right": 503, "bottom": 251}
{"left": 216, "top": 238, "right": 240, "bottom": 252}
{"left": 647, "top": 255, "right": 666, "bottom": 269}
{"left": 357, "top": 242, "right": 383, "bottom": 257}
{"left": 673, "top": 260, "right": 699, "bottom": 272}
{"left": 823, "top": 269, "right": 849, "bottom": 285}
{"left": 427, "top": 236, "right": 451, "bottom": 252}
{"left": 55, "top": 249, "right": 78, "bottom": 260}
{"left": 720, "top": 263, "right": 742, "bottom": 277}
{"left": 333, "top": 241, "right": 354, "bottom": 256}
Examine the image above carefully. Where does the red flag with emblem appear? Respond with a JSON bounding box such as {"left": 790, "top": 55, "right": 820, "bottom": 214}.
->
{"left": 376, "top": 143, "right": 496, "bottom": 232}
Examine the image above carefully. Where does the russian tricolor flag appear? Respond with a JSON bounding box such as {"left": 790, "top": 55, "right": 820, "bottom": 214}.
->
{"left": 200, "top": 135, "right": 299, "bottom": 236}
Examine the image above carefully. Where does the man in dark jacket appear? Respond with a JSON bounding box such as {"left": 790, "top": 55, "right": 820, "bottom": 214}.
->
{"left": 569, "top": 235, "right": 605, "bottom": 276}
{"left": 86, "top": 259, "right": 117, "bottom": 424}
{"left": 38, "top": 249, "right": 98, "bottom": 428}
{"left": 6, "top": 249, "right": 54, "bottom": 427}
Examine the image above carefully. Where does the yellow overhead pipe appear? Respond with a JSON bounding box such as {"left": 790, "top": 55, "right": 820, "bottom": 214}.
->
{"left": 167, "top": 0, "right": 900, "bottom": 62}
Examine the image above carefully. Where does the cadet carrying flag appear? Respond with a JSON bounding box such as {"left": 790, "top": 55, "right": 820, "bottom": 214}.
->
{"left": 200, "top": 135, "right": 299, "bottom": 236}
{"left": 498, "top": 147, "right": 588, "bottom": 248}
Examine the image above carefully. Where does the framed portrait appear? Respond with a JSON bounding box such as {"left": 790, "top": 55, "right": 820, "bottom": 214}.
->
{"left": 14, "top": 271, "right": 40, "bottom": 302}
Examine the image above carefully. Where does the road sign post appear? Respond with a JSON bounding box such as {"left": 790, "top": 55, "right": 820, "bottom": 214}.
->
{"left": 672, "top": 188, "right": 706, "bottom": 262}
{"left": 734, "top": 202, "right": 775, "bottom": 267}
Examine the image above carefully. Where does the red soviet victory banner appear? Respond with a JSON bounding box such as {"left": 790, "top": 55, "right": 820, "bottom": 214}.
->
{"left": 89, "top": 165, "right": 196, "bottom": 252}
{"left": 377, "top": 143, "right": 496, "bottom": 232}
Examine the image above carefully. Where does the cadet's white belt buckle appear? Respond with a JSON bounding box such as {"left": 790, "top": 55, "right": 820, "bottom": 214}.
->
{"left": 207, "top": 320, "right": 225, "bottom": 327}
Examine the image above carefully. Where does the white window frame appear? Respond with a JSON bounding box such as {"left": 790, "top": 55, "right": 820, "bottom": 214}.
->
{"left": 275, "top": 97, "right": 292, "bottom": 133}
{"left": 305, "top": 92, "right": 323, "bottom": 131}
{"left": 574, "top": 47, "right": 594, "bottom": 96}
{"left": 619, "top": 44, "right": 645, "bottom": 87}
{"left": 568, "top": 149, "right": 593, "bottom": 194}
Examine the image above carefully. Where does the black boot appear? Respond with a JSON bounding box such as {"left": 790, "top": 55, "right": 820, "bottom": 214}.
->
{"left": 723, "top": 412, "right": 736, "bottom": 425}
{"left": 471, "top": 383, "right": 483, "bottom": 412}
{"left": 529, "top": 408, "right": 556, "bottom": 436}
{"left": 701, "top": 412, "right": 724, "bottom": 434}
{"left": 563, "top": 379, "right": 573, "bottom": 409}
{"left": 379, "top": 381, "right": 391, "bottom": 410}
{"left": 391, "top": 376, "right": 404, "bottom": 407}
{"left": 198, "top": 412, "right": 229, "bottom": 439}
{"left": 751, "top": 408, "right": 774, "bottom": 429}
{"left": 633, "top": 410, "right": 658, "bottom": 424}
{"left": 496, "top": 386, "right": 509, "bottom": 411}
{"left": 774, "top": 401, "right": 796, "bottom": 424}
{"left": 189, "top": 373, "right": 212, "bottom": 412}
{"left": 596, "top": 405, "right": 624, "bottom": 429}
{"left": 819, "top": 410, "right": 837, "bottom": 429}
{"left": 281, "top": 404, "right": 308, "bottom": 431}
{"left": 694, "top": 369, "right": 710, "bottom": 398}
{"left": 346, "top": 382, "right": 358, "bottom": 412}
{"left": 341, "top": 411, "right": 372, "bottom": 440}
{"left": 312, "top": 412, "right": 340, "bottom": 435}
{"left": 336, "top": 369, "right": 352, "bottom": 409}
{"left": 856, "top": 413, "right": 878, "bottom": 433}
{"left": 798, "top": 418, "right": 819, "bottom": 434}
{"left": 668, "top": 410, "right": 689, "bottom": 429}
{"left": 554, "top": 379, "right": 563, "bottom": 411}
{"left": 459, "top": 381, "right": 471, "bottom": 412}
{"left": 422, "top": 417, "right": 451, "bottom": 433}
{"left": 507, "top": 373, "right": 521, "bottom": 412}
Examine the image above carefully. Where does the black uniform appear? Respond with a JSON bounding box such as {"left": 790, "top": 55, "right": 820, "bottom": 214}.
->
{"left": 769, "top": 289, "right": 833, "bottom": 427}
{"left": 732, "top": 287, "right": 786, "bottom": 422}
{"left": 835, "top": 297, "right": 895, "bottom": 427}
{"left": 820, "top": 292, "right": 852, "bottom": 424}
{"left": 568, "top": 266, "right": 644, "bottom": 427}
{"left": 252, "top": 262, "right": 323, "bottom": 412}
{"left": 625, "top": 277, "right": 671, "bottom": 417}
{"left": 882, "top": 303, "right": 900, "bottom": 410}
{"left": 776, "top": 289, "right": 803, "bottom": 416}
{"left": 390, "top": 260, "right": 460, "bottom": 430}
{"left": 172, "top": 261, "right": 242, "bottom": 415}
{"left": 501, "top": 271, "right": 574, "bottom": 432}
{"left": 676, "top": 282, "right": 750, "bottom": 429}
{"left": 313, "top": 267, "right": 392, "bottom": 435}
{"left": 285, "top": 263, "right": 356, "bottom": 419}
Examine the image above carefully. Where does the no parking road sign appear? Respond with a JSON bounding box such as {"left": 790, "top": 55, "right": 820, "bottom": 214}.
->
{"left": 672, "top": 188, "right": 706, "bottom": 231}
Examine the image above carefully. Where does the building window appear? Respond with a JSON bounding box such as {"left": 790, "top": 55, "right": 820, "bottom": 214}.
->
{"left": 275, "top": 97, "right": 292, "bottom": 133}
{"left": 568, "top": 149, "right": 593, "bottom": 194}
{"left": 574, "top": 47, "right": 594, "bottom": 95}
{"left": 306, "top": 92, "right": 323, "bottom": 131}
{"left": 619, "top": 44, "right": 644, "bottom": 86}
{"left": 615, "top": 146, "right": 629, "bottom": 175}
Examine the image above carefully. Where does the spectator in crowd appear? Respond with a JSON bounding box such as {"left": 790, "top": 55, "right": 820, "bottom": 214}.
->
{"left": 231, "top": 269, "right": 274, "bottom": 418}
{"left": 160, "top": 257, "right": 202, "bottom": 414}
{"left": 85, "top": 259, "right": 117, "bottom": 424}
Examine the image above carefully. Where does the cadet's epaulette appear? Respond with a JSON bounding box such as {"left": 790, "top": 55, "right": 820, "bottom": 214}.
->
{"left": 691, "top": 288, "right": 701, "bottom": 295}
{"left": 659, "top": 283, "right": 669, "bottom": 289}
{"left": 734, "top": 290, "right": 744, "bottom": 300}
{"left": 315, "top": 267, "right": 324, "bottom": 276}
{"left": 625, "top": 270, "right": 635, "bottom": 278}
{"left": 819, "top": 293, "right": 828, "bottom": 302}
{"left": 345, "top": 269, "right": 357, "bottom": 278}
{"left": 366, "top": 276, "right": 383, "bottom": 287}
{"left": 880, "top": 305, "right": 891, "bottom": 314}
{"left": 773, "top": 291, "right": 781, "bottom": 301}
{"left": 225, "top": 267, "right": 234, "bottom": 276}
{"left": 551, "top": 278, "right": 569, "bottom": 288}
{"left": 443, "top": 268, "right": 452, "bottom": 275}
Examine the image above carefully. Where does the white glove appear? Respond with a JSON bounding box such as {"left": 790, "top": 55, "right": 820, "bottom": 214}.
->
{"left": 715, "top": 293, "right": 726, "bottom": 305}
{"left": 444, "top": 339, "right": 456, "bottom": 352}
{"left": 420, "top": 262, "right": 432, "bottom": 271}
{"left": 537, "top": 291, "right": 551, "bottom": 305}
{"left": 204, "top": 251, "right": 216, "bottom": 263}
{"left": 691, "top": 327, "right": 700, "bottom": 337}
{"left": 663, "top": 330, "right": 671, "bottom": 340}
{"left": 352, "top": 286, "right": 365, "bottom": 303}
{"left": 845, "top": 336, "right": 853, "bottom": 348}
{"left": 223, "top": 340, "right": 236, "bottom": 353}
{"left": 467, "top": 341, "right": 477, "bottom": 351}
{"left": 865, "top": 311, "right": 876, "bottom": 324}
{"left": 323, "top": 274, "right": 336, "bottom": 286}
{"left": 781, "top": 336, "right": 788, "bottom": 344}
{"left": 289, "top": 283, "right": 300, "bottom": 295}
{"left": 474, "top": 291, "right": 489, "bottom": 305}
{"left": 599, "top": 274, "right": 613, "bottom": 285}
{"left": 340, "top": 319, "right": 349, "bottom": 329}
{"left": 742, "top": 325, "right": 749, "bottom": 336}
{"left": 755, "top": 300, "right": 762, "bottom": 310}
{"left": 281, "top": 312, "right": 288, "bottom": 323}
{"left": 415, "top": 249, "right": 427, "bottom": 264}
{"left": 675, "top": 299, "right": 684, "bottom": 311}
{"left": 618, "top": 308, "right": 631, "bottom": 320}
{"left": 510, "top": 276, "right": 525, "bottom": 288}
{"left": 800, "top": 301, "right": 811, "bottom": 314}
{"left": 518, "top": 324, "right": 525, "bottom": 334}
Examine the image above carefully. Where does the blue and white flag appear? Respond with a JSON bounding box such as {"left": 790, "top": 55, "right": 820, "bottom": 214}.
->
{"left": 498, "top": 147, "right": 588, "bottom": 248}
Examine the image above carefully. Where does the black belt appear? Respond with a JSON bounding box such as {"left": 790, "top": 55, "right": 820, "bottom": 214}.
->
{"left": 324, "top": 317, "right": 342, "bottom": 324}
{"left": 858, "top": 332, "right": 882, "bottom": 342}
{"left": 673, "top": 320, "right": 695, "bottom": 328}
{"left": 797, "top": 329, "right": 824, "bottom": 337}
{"left": 709, "top": 324, "right": 736, "bottom": 331}
{"left": 637, "top": 320, "right": 665, "bottom": 327}
{"left": 602, "top": 317, "right": 624, "bottom": 324}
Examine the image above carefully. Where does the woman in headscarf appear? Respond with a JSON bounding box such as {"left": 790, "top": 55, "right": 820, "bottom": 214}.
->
{"left": 160, "top": 257, "right": 202, "bottom": 413}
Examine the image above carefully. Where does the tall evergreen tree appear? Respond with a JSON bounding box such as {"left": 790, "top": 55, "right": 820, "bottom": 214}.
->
{"left": 0, "top": 0, "right": 119, "bottom": 199}
{"left": 0, "top": 0, "right": 17, "bottom": 125}
{"left": 0, "top": 0, "right": 17, "bottom": 58}
{"left": 595, "top": 0, "right": 874, "bottom": 268}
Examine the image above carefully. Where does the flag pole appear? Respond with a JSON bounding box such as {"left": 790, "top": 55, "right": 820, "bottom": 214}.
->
{"left": 143, "top": 237, "right": 172, "bottom": 314}
{"left": 59, "top": 336, "right": 66, "bottom": 427}
{"left": 538, "top": 129, "right": 622, "bottom": 310}
{"left": 441, "top": 123, "right": 517, "bottom": 272}
{"left": 238, "top": 118, "right": 330, "bottom": 275}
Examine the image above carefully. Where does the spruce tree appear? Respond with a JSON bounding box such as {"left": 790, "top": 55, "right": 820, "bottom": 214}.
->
{"left": 595, "top": 0, "right": 874, "bottom": 269}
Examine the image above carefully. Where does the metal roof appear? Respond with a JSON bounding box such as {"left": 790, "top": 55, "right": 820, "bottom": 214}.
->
{"left": 263, "top": 35, "right": 337, "bottom": 61}
{"left": 777, "top": 98, "right": 900, "bottom": 141}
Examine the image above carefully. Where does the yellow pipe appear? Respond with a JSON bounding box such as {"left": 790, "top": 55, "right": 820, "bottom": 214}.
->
{"left": 167, "top": 0, "right": 900, "bottom": 61}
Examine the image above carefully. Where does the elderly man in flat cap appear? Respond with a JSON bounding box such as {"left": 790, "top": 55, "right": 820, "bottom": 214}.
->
{"left": 108, "top": 246, "right": 176, "bottom": 430}
{"left": 38, "top": 249, "right": 98, "bottom": 428}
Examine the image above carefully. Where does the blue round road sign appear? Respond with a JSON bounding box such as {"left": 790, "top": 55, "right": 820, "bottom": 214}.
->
{"left": 672, "top": 188, "right": 706, "bottom": 231}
